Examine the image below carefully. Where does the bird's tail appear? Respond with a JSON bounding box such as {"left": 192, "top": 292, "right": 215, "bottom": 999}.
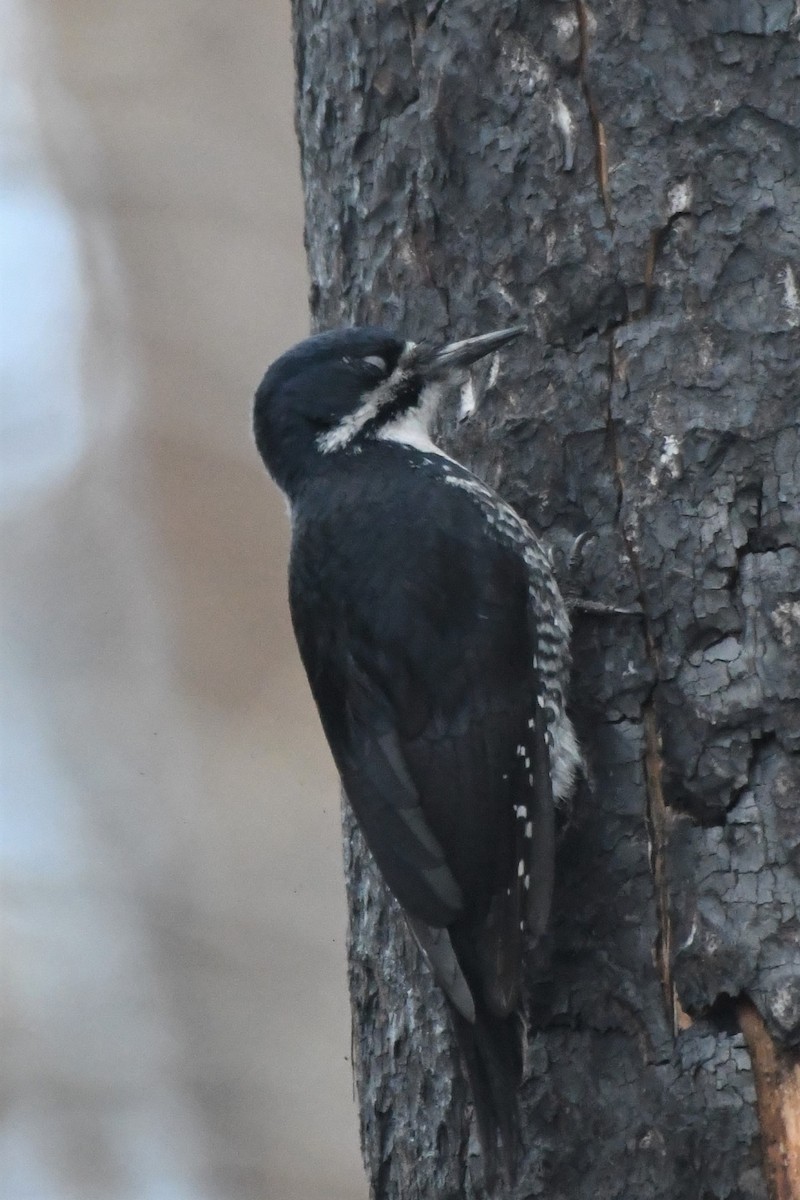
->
{"left": 450, "top": 1003, "right": 523, "bottom": 1193}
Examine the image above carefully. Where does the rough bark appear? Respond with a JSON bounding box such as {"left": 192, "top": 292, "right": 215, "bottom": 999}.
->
{"left": 290, "top": 3, "right": 800, "bottom": 1197}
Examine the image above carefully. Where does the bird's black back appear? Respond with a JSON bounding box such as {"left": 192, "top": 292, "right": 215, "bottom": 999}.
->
{"left": 289, "top": 439, "right": 539, "bottom": 934}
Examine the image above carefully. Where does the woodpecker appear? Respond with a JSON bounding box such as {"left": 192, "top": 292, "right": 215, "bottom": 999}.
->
{"left": 253, "top": 325, "right": 580, "bottom": 1188}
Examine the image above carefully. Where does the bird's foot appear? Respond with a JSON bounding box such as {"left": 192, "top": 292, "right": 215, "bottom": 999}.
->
{"left": 564, "top": 533, "right": 642, "bottom": 617}
{"left": 565, "top": 595, "right": 642, "bottom": 617}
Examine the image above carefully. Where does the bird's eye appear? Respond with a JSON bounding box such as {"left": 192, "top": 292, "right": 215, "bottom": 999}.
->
{"left": 362, "top": 354, "right": 386, "bottom": 374}
{"left": 340, "top": 352, "right": 386, "bottom": 376}
{"left": 342, "top": 353, "right": 386, "bottom": 377}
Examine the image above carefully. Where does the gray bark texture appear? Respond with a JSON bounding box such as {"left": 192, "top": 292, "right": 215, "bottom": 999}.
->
{"left": 290, "top": 3, "right": 800, "bottom": 1198}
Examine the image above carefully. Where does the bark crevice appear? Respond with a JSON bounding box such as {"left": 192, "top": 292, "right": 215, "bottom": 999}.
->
{"left": 575, "top": 0, "right": 612, "bottom": 224}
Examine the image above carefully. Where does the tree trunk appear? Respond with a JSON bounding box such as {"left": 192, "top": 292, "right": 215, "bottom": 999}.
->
{"left": 290, "top": 3, "right": 800, "bottom": 1197}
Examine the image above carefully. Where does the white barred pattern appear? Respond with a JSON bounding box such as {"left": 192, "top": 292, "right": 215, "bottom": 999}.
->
{"left": 325, "top": 382, "right": 581, "bottom": 805}
{"left": 439, "top": 472, "right": 580, "bottom": 803}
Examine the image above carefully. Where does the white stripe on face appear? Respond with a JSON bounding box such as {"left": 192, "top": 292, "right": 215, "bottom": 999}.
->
{"left": 317, "top": 341, "right": 418, "bottom": 454}
{"left": 317, "top": 383, "right": 393, "bottom": 453}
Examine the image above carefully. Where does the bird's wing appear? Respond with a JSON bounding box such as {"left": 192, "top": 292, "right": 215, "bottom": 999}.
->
{"left": 290, "top": 494, "right": 555, "bottom": 1013}
{"left": 322, "top": 642, "right": 466, "bottom": 927}
{"left": 405, "top": 915, "right": 476, "bottom": 1021}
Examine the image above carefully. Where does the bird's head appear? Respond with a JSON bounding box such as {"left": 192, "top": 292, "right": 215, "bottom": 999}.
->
{"left": 253, "top": 324, "right": 525, "bottom": 497}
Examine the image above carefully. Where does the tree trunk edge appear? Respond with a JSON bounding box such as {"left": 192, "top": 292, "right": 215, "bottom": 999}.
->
{"left": 289, "top": 2, "right": 800, "bottom": 1196}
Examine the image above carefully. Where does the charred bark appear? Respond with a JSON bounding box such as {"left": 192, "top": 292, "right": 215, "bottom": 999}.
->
{"left": 290, "top": 3, "right": 800, "bottom": 1197}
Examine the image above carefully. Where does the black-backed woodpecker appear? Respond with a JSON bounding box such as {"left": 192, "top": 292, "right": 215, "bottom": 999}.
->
{"left": 253, "top": 325, "right": 580, "bottom": 1188}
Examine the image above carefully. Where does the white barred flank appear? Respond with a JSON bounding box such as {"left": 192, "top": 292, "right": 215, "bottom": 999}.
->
{"left": 336, "top": 393, "right": 580, "bottom": 807}
{"left": 439, "top": 466, "right": 579, "bottom": 805}
{"left": 550, "top": 708, "right": 580, "bottom": 803}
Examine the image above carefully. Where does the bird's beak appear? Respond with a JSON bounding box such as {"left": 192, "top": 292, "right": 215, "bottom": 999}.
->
{"left": 414, "top": 325, "right": 527, "bottom": 379}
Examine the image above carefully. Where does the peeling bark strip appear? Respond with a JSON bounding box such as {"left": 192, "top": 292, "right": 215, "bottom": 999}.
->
{"left": 292, "top": 1, "right": 800, "bottom": 1196}
{"left": 738, "top": 1000, "right": 800, "bottom": 1200}
{"left": 642, "top": 706, "right": 676, "bottom": 1030}
{"left": 575, "top": 0, "right": 610, "bottom": 222}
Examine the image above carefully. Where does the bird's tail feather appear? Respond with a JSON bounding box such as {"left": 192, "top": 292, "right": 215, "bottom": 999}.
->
{"left": 451, "top": 1005, "right": 523, "bottom": 1193}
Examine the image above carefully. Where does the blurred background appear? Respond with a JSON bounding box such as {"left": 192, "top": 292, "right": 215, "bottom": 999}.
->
{"left": 1, "top": 2, "right": 367, "bottom": 1197}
